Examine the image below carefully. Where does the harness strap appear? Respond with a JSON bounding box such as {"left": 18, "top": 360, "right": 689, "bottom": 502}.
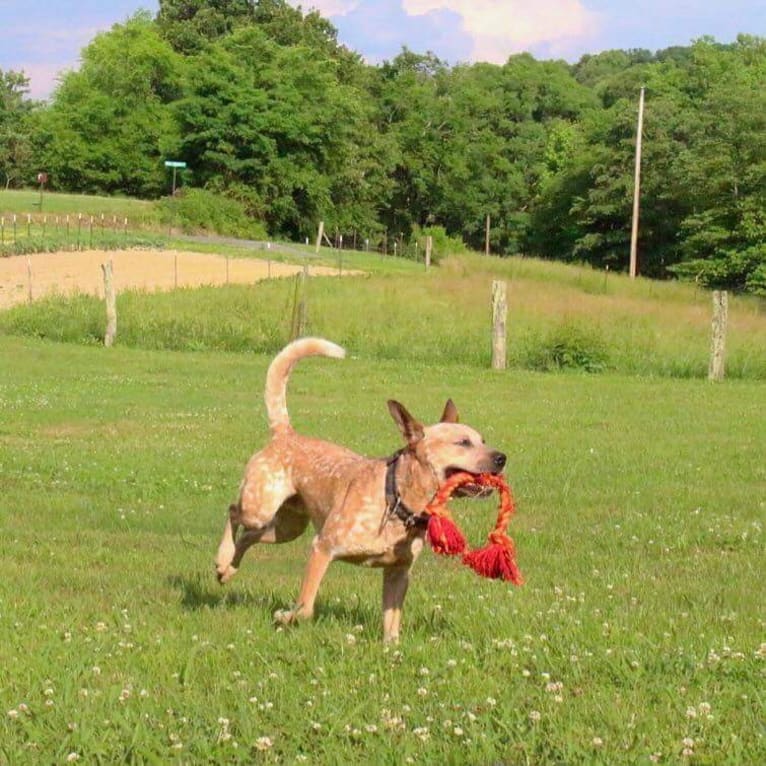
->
{"left": 384, "top": 450, "right": 429, "bottom": 530}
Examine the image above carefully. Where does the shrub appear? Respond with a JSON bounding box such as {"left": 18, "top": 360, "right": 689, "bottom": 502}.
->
{"left": 410, "top": 225, "right": 467, "bottom": 264}
{"left": 524, "top": 321, "right": 609, "bottom": 373}
{"left": 156, "top": 188, "right": 268, "bottom": 239}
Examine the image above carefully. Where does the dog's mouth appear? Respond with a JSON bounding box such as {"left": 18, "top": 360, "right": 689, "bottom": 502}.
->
{"left": 443, "top": 467, "right": 494, "bottom": 498}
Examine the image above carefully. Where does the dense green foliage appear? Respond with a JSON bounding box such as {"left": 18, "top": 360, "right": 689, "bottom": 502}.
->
{"left": 2, "top": 1, "right": 765, "bottom": 291}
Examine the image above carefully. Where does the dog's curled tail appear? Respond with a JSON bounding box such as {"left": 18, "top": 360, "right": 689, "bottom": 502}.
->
{"left": 265, "top": 337, "right": 346, "bottom": 432}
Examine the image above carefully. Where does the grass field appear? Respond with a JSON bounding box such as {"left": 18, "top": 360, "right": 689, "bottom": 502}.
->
{"left": 2, "top": 251, "right": 765, "bottom": 379}
{"left": 0, "top": 190, "right": 158, "bottom": 225}
{"left": 0, "top": 335, "right": 764, "bottom": 764}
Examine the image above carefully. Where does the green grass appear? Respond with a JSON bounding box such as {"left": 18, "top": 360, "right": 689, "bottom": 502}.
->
{"left": 0, "top": 335, "right": 764, "bottom": 764}
{"left": 0, "top": 189, "right": 158, "bottom": 225}
{"left": 3, "top": 252, "right": 765, "bottom": 379}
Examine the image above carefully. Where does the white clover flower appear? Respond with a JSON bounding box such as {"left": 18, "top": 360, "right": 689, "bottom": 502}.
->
{"left": 417, "top": 687, "right": 428, "bottom": 697}
{"left": 686, "top": 706, "right": 697, "bottom": 718}
{"left": 682, "top": 737, "right": 695, "bottom": 748}
{"left": 453, "top": 726, "right": 464, "bottom": 736}
{"left": 529, "top": 710, "right": 541, "bottom": 722}
{"left": 66, "top": 753, "right": 80, "bottom": 763}
{"left": 254, "top": 736, "right": 273, "bottom": 751}
{"left": 486, "top": 697, "right": 497, "bottom": 707}
{"left": 592, "top": 737, "right": 603, "bottom": 747}
{"left": 7, "top": 709, "right": 19, "bottom": 720}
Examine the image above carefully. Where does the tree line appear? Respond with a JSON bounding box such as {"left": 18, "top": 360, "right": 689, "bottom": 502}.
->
{"left": 1, "top": 0, "right": 764, "bottom": 292}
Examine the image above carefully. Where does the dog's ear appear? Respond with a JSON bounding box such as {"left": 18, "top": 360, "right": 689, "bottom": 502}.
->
{"left": 387, "top": 400, "right": 425, "bottom": 446}
{"left": 440, "top": 399, "right": 460, "bottom": 423}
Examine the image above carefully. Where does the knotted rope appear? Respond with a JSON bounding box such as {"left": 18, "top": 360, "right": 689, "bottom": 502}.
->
{"left": 422, "top": 472, "right": 523, "bottom": 585}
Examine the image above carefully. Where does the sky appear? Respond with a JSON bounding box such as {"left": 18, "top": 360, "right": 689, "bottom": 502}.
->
{"left": 1, "top": 0, "right": 765, "bottom": 99}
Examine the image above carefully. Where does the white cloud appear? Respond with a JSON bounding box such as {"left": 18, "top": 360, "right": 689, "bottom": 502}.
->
{"left": 402, "top": 0, "right": 600, "bottom": 61}
{"left": 303, "top": 1, "right": 361, "bottom": 15}
{"left": 306, "top": 0, "right": 601, "bottom": 63}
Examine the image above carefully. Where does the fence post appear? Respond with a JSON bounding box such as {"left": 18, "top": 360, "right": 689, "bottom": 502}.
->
{"left": 27, "top": 256, "right": 33, "bottom": 303}
{"left": 708, "top": 290, "right": 728, "bottom": 382}
{"left": 290, "top": 263, "right": 309, "bottom": 340}
{"left": 315, "top": 220, "right": 324, "bottom": 254}
{"left": 425, "top": 236, "right": 432, "bottom": 271}
{"left": 491, "top": 280, "right": 507, "bottom": 370}
{"left": 101, "top": 260, "right": 117, "bottom": 347}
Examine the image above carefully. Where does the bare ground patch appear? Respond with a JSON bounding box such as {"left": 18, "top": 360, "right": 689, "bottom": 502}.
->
{"left": 0, "top": 249, "right": 354, "bottom": 309}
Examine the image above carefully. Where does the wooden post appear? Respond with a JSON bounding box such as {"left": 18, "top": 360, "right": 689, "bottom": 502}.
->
{"left": 485, "top": 214, "right": 491, "bottom": 256}
{"left": 629, "top": 86, "right": 645, "bottom": 279}
{"left": 290, "top": 263, "right": 309, "bottom": 340}
{"left": 26, "top": 256, "right": 33, "bottom": 303}
{"left": 101, "top": 260, "right": 117, "bottom": 347}
{"left": 491, "top": 280, "right": 507, "bottom": 370}
{"left": 425, "top": 235, "right": 432, "bottom": 270}
{"left": 708, "top": 290, "right": 728, "bottom": 382}
{"left": 315, "top": 220, "right": 324, "bottom": 254}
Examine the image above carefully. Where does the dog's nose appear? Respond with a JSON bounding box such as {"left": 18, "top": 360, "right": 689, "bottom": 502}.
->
{"left": 493, "top": 452, "right": 507, "bottom": 470}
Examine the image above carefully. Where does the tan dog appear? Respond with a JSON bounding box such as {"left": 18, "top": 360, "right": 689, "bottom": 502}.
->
{"left": 215, "top": 337, "right": 506, "bottom": 642}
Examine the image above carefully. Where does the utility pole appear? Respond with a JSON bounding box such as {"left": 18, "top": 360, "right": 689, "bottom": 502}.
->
{"left": 629, "top": 86, "right": 645, "bottom": 279}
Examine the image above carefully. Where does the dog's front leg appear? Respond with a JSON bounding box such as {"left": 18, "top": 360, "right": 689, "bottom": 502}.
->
{"left": 382, "top": 566, "right": 410, "bottom": 643}
{"left": 274, "top": 540, "right": 332, "bottom": 626}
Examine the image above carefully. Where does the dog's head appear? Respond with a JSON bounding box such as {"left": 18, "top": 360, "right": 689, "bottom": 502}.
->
{"left": 387, "top": 399, "right": 506, "bottom": 497}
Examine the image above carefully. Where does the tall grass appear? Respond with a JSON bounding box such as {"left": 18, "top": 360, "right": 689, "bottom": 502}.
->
{"left": 2, "top": 252, "right": 765, "bottom": 379}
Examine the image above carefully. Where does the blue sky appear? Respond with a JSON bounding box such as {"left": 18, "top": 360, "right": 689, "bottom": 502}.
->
{"left": 2, "top": 1, "right": 764, "bottom": 99}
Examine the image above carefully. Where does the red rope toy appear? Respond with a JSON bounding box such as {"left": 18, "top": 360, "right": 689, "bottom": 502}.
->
{"left": 422, "top": 472, "right": 524, "bottom": 585}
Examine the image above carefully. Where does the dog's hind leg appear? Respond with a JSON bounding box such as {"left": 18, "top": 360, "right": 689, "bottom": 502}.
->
{"left": 274, "top": 540, "right": 333, "bottom": 625}
{"left": 216, "top": 460, "right": 296, "bottom": 583}
{"left": 215, "top": 503, "right": 241, "bottom": 583}
{"left": 220, "top": 499, "right": 310, "bottom": 584}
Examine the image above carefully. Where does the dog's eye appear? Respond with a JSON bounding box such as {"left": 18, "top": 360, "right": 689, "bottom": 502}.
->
{"left": 457, "top": 438, "right": 472, "bottom": 448}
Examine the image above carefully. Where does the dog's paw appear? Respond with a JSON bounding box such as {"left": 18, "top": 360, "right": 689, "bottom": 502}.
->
{"left": 273, "top": 606, "right": 312, "bottom": 626}
{"left": 273, "top": 608, "right": 296, "bottom": 626}
{"left": 216, "top": 564, "right": 237, "bottom": 584}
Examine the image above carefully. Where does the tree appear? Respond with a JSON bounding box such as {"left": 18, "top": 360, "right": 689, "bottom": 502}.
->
{"left": 176, "top": 25, "right": 386, "bottom": 238}
{"left": 37, "top": 13, "right": 183, "bottom": 196}
{"left": 0, "top": 70, "right": 35, "bottom": 189}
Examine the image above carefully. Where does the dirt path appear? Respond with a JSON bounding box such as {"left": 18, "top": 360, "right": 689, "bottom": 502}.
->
{"left": 0, "top": 249, "right": 351, "bottom": 309}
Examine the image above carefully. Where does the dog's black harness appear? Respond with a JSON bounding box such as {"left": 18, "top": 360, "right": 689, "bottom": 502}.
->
{"left": 384, "top": 449, "right": 429, "bottom": 530}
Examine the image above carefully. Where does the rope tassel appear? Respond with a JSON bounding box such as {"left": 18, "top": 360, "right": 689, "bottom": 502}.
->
{"left": 422, "top": 472, "right": 523, "bottom": 584}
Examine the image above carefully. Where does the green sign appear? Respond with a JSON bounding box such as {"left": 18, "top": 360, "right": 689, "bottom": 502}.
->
{"left": 164, "top": 160, "right": 187, "bottom": 168}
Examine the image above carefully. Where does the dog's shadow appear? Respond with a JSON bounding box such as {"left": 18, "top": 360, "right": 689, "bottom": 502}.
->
{"left": 168, "top": 572, "right": 377, "bottom": 628}
{"left": 168, "top": 572, "right": 283, "bottom": 613}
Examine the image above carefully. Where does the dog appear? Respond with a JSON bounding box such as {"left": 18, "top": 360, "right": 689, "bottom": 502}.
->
{"left": 215, "top": 337, "right": 506, "bottom": 642}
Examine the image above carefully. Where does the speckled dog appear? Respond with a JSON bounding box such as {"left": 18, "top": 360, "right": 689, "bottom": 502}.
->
{"left": 215, "top": 337, "right": 507, "bottom": 642}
